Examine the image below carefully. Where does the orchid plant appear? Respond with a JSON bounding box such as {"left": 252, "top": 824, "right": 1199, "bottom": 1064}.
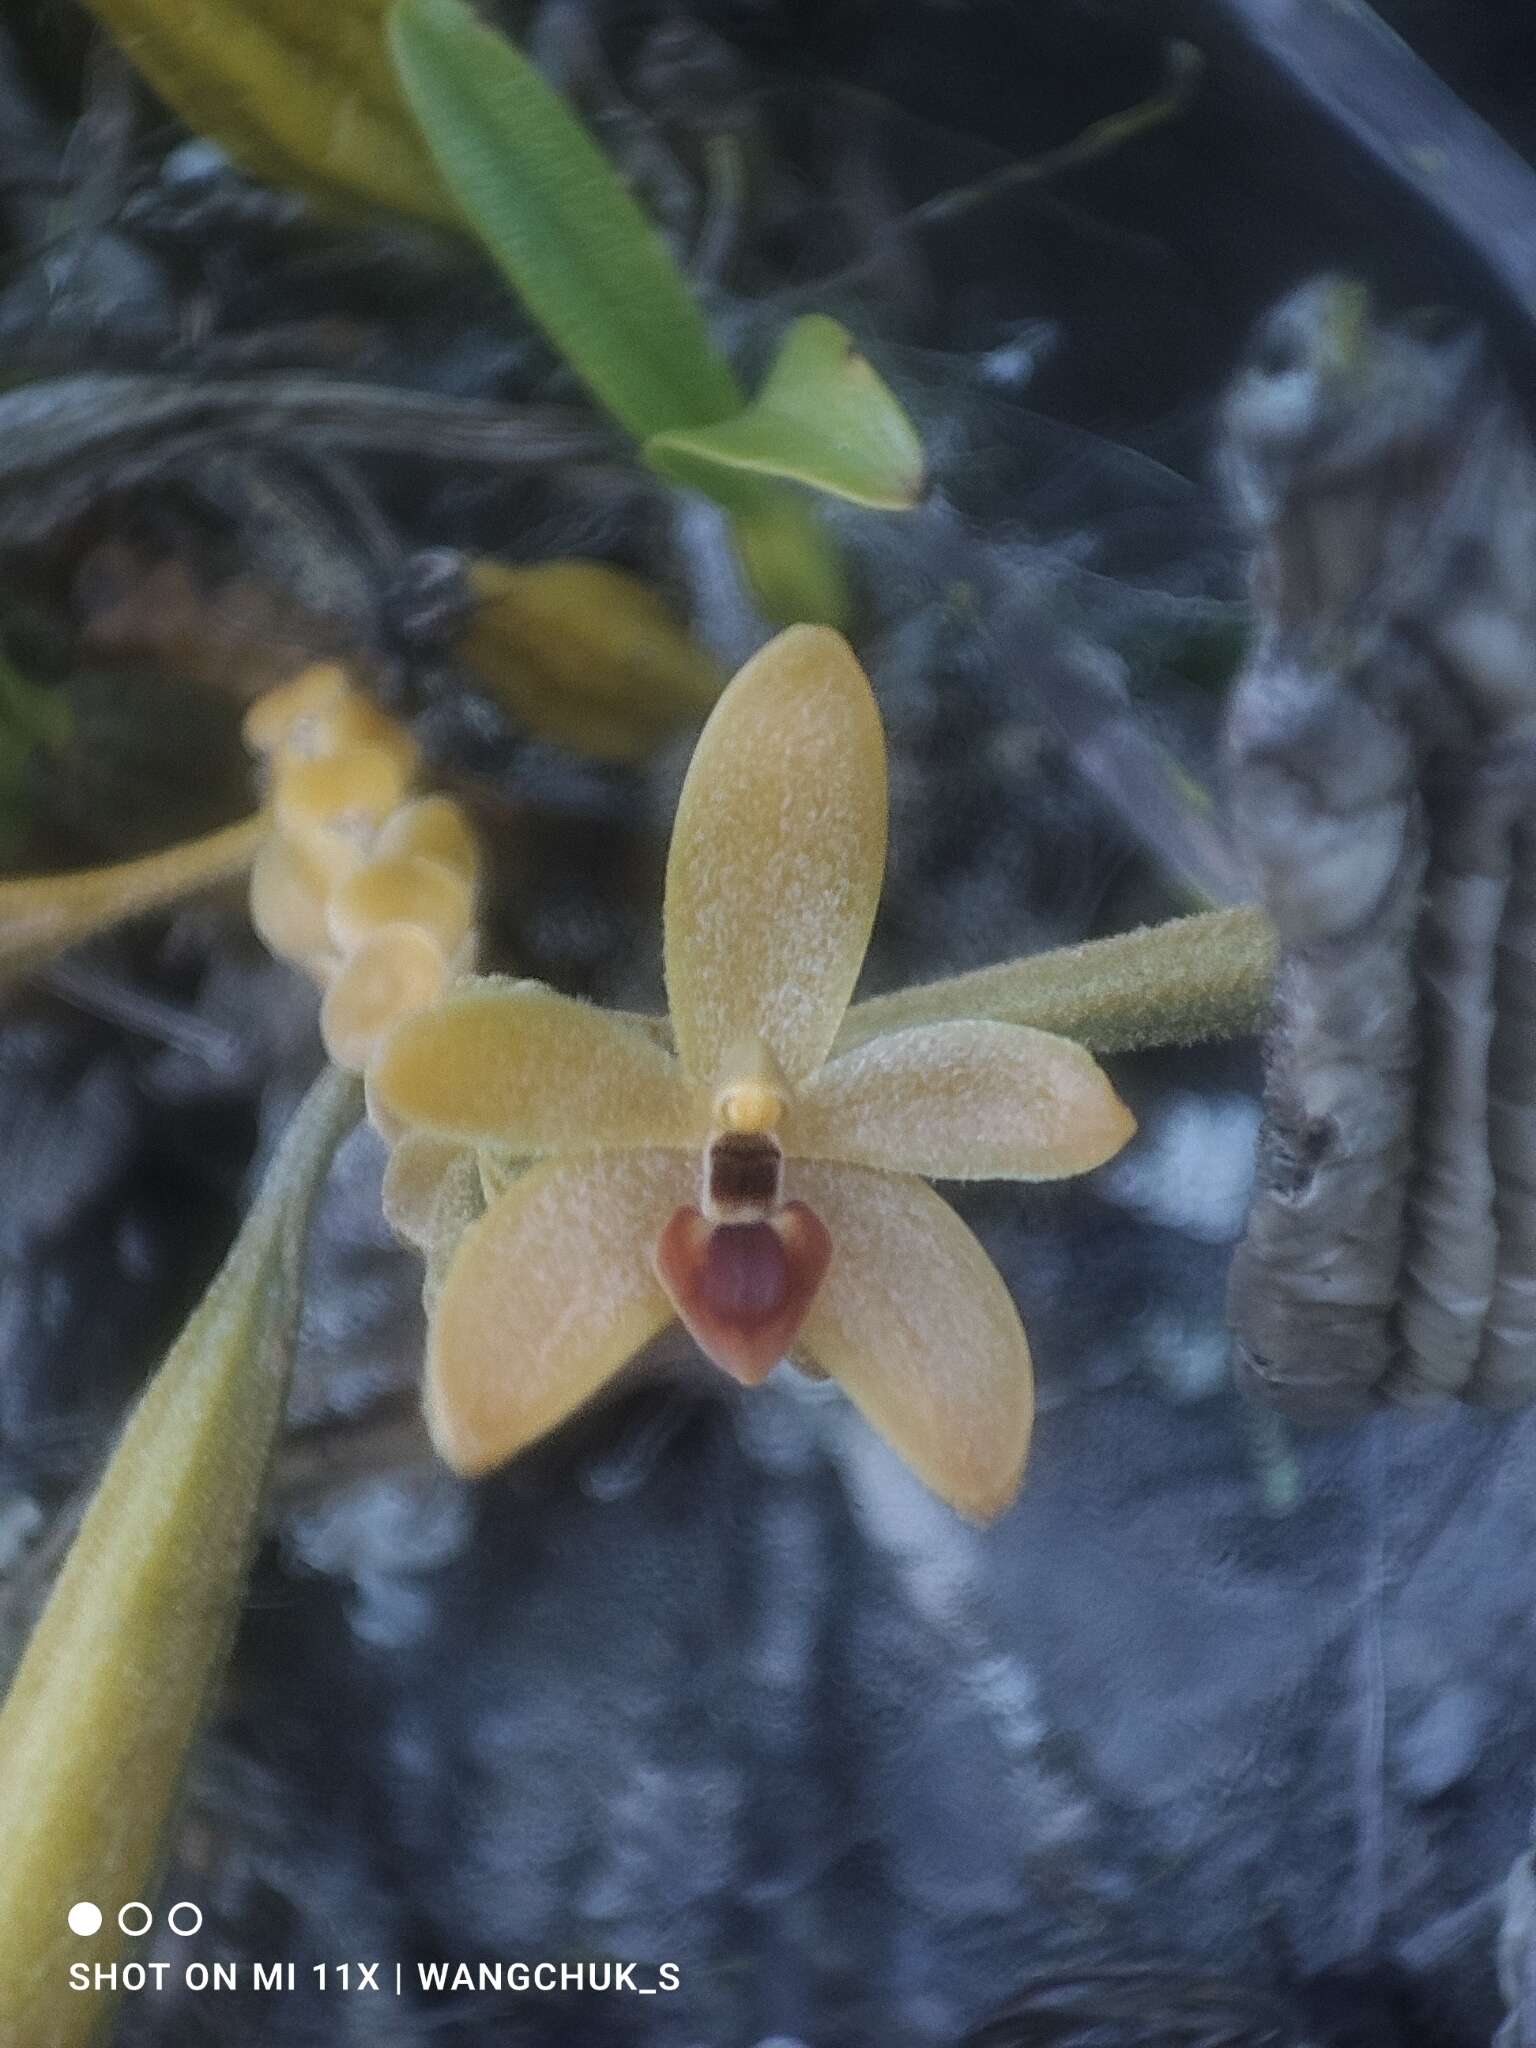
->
{"left": 0, "top": 633, "right": 1275, "bottom": 2048}
{"left": 369, "top": 627, "right": 1135, "bottom": 1519}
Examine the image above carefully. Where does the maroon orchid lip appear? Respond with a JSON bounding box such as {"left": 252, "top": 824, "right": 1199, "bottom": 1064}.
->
{"left": 653, "top": 1200, "right": 832, "bottom": 1385}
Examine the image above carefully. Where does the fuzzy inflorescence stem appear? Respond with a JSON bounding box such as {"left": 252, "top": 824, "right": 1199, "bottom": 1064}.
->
{"left": 839, "top": 906, "right": 1278, "bottom": 1055}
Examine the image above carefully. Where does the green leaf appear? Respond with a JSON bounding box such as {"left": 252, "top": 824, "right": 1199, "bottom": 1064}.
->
{"left": 646, "top": 316, "right": 927, "bottom": 510}
{"left": 0, "top": 1065, "right": 361, "bottom": 2048}
{"left": 389, "top": 0, "right": 741, "bottom": 441}
{"left": 727, "top": 490, "right": 851, "bottom": 631}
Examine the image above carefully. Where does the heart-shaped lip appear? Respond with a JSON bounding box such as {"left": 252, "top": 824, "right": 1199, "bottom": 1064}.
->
{"left": 654, "top": 1201, "right": 832, "bottom": 1385}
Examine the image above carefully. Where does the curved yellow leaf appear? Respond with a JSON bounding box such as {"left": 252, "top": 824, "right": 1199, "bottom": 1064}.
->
{"left": 82, "top": 0, "right": 458, "bottom": 225}
{"left": 0, "top": 1064, "right": 359, "bottom": 2048}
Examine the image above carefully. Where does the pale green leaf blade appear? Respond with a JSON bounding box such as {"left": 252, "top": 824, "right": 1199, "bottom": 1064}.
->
{"left": 0, "top": 1065, "right": 360, "bottom": 2048}
{"left": 389, "top": 0, "right": 741, "bottom": 441}
{"left": 646, "top": 315, "right": 926, "bottom": 509}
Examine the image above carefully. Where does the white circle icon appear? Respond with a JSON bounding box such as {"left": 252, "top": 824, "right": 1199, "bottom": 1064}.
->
{"left": 67, "top": 1903, "right": 103, "bottom": 1937}
{"left": 118, "top": 1903, "right": 153, "bottom": 1938}
{"left": 167, "top": 1902, "right": 203, "bottom": 1937}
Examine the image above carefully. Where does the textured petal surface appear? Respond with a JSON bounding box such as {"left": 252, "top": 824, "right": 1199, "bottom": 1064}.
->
{"left": 320, "top": 925, "right": 450, "bottom": 1074}
{"left": 381, "top": 1132, "right": 469, "bottom": 1252}
{"left": 654, "top": 1201, "right": 831, "bottom": 1386}
{"left": 327, "top": 854, "right": 474, "bottom": 956}
{"left": 425, "top": 1150, "right": 692, "bottom": 1473}
{"left": 374, "top": 794, "right": 480, "bottom": 880}
{"left": 792, "top": 1021, "right": 1136, "bottom": 1180}
{"left": 664, "top": 626, "right": 887, "bottom": 1085}
{"left": 370, "top": 978, "right": 703, "bottom": 1152}
{"left": 794, "top": 1163, "right": 1033, "bottom": 1521}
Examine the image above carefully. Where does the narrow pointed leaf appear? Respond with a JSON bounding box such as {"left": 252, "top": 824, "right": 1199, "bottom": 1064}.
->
{"left": 81, "top": 0, "right": 458, "bottom": 225}
{"left": 0, "top": 813, "right": 265, "bottom": 982}
{"left": 647, "top": 315, "right": 926, "bottom": 510}
{"left": 389, "top": 0, "right": 741, "bottom": 441}
{"left": 0, "top": 1064, "right": 360, "bottom": 2048}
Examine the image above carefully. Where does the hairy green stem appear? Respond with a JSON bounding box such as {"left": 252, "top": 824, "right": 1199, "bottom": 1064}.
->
{"left": 838, "top": 906, "right": 1278, "bottom": 1055}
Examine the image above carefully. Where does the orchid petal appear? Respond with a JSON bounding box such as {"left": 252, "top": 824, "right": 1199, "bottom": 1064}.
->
{"left": 369, "top": 977, "right": 704, "bottom": 1152}
{"left": 664, "top": 626, "right": 887, "bottom": 1086}
{"left": 381, "top": 1131, "right": 468, "bottom": 1252}
{"left": 320, "top": 925, "right": 451, "bottom": 1073}
{"left": 792, "top": 1020, "right": 1135, "bottom": 1180}
{"left": 425, "top": 1149, "right": 692, "bottom": 1472}
{"left": 423, "top": 1148, "right": 491, "bottom": 1316}
{"left": 794, "top": 1163, "right": 1033, "bottom": 1521}
{"left": 327, "top": 854, "right": 475, "bottom": 957}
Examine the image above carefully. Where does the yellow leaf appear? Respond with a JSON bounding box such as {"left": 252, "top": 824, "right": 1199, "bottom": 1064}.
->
{"left": 0, "top": 1064, "right": 360, "bottom": 2048}
{"left": 81, "top": 0, "right": 459, "bottom": 226}
{"left": 459, "top": 561, "right": 725, "bottom": 762}
{"left": 0, "top": 813, "right": 264, "bottom": 982}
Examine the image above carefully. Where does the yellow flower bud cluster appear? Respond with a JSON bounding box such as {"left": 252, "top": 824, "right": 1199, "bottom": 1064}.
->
{"left": 243, "top": 665, "right": 479, "bottom": 1075}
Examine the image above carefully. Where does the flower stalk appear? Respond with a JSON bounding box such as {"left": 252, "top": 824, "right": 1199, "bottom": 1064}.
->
{"left": 0, "top": 812, "right": 265, "bottom": 982}
{"left": 838, "top": 906, "right": 1277, "bottom": 1057}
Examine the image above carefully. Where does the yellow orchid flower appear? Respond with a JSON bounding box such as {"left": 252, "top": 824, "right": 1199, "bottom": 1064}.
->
{"left": 369, "top": 626, "right": 1135, "bottom": 1520}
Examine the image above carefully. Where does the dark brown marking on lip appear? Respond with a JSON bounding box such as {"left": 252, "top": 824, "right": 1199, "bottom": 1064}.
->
{"left": 653, "top": 1200, "right": 832, "bottom": 1385}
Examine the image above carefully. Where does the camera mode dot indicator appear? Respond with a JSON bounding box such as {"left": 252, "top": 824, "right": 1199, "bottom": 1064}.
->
{"left": 68, "top": 1903, "right": 103, "bottom": 1937}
